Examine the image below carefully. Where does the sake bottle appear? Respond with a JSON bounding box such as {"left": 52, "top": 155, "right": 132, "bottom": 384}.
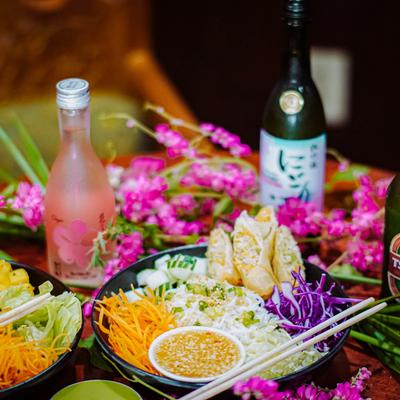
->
{"left": 44, "top": 78, "right": 115, "bottom": 288}
{"left": 260, "top": 0, "right": 327, "bottom": 210}
{"left": 381, "top": 175, "right": 400, "bottom": 298}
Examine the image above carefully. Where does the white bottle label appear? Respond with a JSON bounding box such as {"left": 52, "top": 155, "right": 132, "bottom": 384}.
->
{"left": 260, "top": 129, "right": 326, "bottom": 210}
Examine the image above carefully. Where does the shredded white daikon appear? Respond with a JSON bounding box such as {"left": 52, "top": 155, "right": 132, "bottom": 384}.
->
{"left": 165, "top": 275, "right": 323, "bottom": 379}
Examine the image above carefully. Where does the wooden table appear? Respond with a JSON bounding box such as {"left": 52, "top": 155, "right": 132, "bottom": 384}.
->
{"left": 1, "top": 157, "right": 400, "bottom": 400}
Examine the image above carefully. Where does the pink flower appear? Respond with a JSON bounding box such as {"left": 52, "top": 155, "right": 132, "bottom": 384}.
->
{"left": 307, "top": 254, "right": 328, "bottom": 271}
{"left": 233, "top": 377, "right": 288, "bottom": 400}
{"left": 200, "top": 123, "right": 252, "bottom": 157}
{"left": 352, "top": 367, "right": 372, "bottom": 392}
{"left": 277, "top": 197, "right": 322, "bottom": 237}
{"left": 11, "top": 182, "right": 44, "bottom": 231}
{"left": 295, "top": 384, "right": 330, "bottom": 400}
{"left": 53, "top": 220, "right": 96, "bottom": 268}
{"left": 181, "top": 163, "right": 257, "bottom": 201}
{"left": 129, "top": 156, "right": 166, "bottom": 177}
{"left": 0, "top": 196, "right": 6, "bottom": 207}
{"left": 121, "top": 175, "right": 168, "bottom": 222}
{"left": 155, "top": 123, "right": 194, "bottom": 158}
{"left": 116, "top": 232, "right": 144, "bottom": 269}
{"left": 332, "top": 382, "right": 363, "bottom": 400}
{"left": 375, "top": 176, "right": 394, "bottom": 199}
{"left": 171, "top": 194, "right": 197, "bottom": 214}
{"left": 338, "top": 160, "right": 350, "bottom": 172}
{"left": 200, "top": 198, "right": 216, "bottom": 215}
{"left": 346, "top": 240, "right": 383, "bottom": 272}
{"left": 196, "top": 236, "right": 208, "bottom": 244}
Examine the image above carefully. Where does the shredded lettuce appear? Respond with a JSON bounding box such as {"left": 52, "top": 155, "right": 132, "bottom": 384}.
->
{"left": 14, "top": 291, "right": 82, "bottom": 347}
{"left": 1, "top": 280, "right": 81, "bottom": 348}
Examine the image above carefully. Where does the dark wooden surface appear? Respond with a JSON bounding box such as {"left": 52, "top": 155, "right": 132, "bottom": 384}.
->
{"left": 1, "top": 157, "right": 399, "bottom": 400}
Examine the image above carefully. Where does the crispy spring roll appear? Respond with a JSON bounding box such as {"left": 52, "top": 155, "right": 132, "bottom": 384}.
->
{"left": 232, "top": 211, "right": 278, "bottom": 298}
{"left": 206, "top": 228, "right": 241, "bottom": 285}
{"left": 272, "top": 225, "right": 304, "bottom": 285}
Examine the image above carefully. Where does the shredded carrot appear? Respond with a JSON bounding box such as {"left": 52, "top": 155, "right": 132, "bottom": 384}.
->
{"left": 96, "top": 288, "right": 177, "bottom": 375}
{"left": 0, "top": 325, "right": 70, "bottom": 390}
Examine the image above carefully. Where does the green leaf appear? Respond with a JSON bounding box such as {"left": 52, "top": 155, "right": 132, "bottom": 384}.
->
{"left": 13, "top": 117, "right": 49, "bottom": 185}
{"left": 0, "top": 182, "right": 17, "bottom": 196}
{"left": 79, "top": 334, "right": 113, "bottom": 372}
{"left": 329, "top": 264, "right": 363, "bottom": 277}
{"left": 329, "top": 264, "right": 382, "bottom": 286}
{"left": 0, "top": 126, "right": 44, "bottom": 189}
{"left": 78, "top": 333, "right": 96, "bottom": 350}
{"left": 0, "top": 250, "right": 13, "bottom": 260}
{"left": 330, "top": 164, "right": 370, "bottom": 184}
{"left": 213, "top": 196, "right": 234, "bottom": 218}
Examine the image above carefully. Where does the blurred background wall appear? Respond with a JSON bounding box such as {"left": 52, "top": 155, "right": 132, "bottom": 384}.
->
{"left": 0, "top": 0, "right": 397, "bottom": 171}
{"left": 153, "top": 0, "right": 399, "bottom": 171}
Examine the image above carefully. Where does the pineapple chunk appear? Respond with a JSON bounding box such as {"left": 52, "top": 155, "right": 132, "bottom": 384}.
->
{"left": 0, "top": 260, "right": 12, "bottom": 275}
{"left": 0, "top": 283, "right": 8, "bottom": 291}
{"left": 8, "top": 268, "right": 30, "bottom": 286}
{"left": 0, "top": 270, "right": 10, "bottom": 288}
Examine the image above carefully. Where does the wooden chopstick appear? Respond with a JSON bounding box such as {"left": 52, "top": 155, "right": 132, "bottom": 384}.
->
{"left": 180, "top": 297, "right": 374, "bottom": 400}
{"left": 0, "top": 293, "right": 52, "bottom": 327}
{"left": 180, "top": 299, "right": 384, "bottom": 400}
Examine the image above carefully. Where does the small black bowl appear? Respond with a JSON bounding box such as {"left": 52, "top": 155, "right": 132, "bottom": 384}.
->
{"left": 92, "top": 244, "right": 349, "bottom": 391}
{"left": 0, "top": 261, "right": 83, "bottom": 398}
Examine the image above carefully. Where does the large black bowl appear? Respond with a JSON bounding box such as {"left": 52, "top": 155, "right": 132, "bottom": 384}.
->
{"left": 92, "top": 244, "right": 349, "bottom": 391}
{"left": 0, "top": 261, "right": 83, "bottom": 398}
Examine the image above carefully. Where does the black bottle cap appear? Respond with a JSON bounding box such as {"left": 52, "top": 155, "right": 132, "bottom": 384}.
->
{"left": 283, "top": 0, "right": 311, "bottom": 26}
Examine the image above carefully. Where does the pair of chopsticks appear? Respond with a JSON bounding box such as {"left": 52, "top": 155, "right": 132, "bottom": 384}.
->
{"left": 0, "top": 292, "right": 52, "bottom": 327}
{"left": 180, "top": 297, "right": 385, "bottom": 400}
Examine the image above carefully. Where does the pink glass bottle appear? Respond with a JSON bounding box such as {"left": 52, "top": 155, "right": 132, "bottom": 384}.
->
{"left": 44, "top": 78, "right": 115, "bottom": 288}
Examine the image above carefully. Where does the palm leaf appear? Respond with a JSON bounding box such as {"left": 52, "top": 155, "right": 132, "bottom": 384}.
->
{"left": 0, "top": 126, "right": 44, "bottom": 189}
{"left": 12, "top": 116, "right": 49, "bottom": 184}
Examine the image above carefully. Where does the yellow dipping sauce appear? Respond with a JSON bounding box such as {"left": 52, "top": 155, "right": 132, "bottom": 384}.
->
{"left": 154, "top": 330, "right": 241, "bottom": 379}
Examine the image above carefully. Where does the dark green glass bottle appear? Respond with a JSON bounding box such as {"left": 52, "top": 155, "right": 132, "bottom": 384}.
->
{"left": 260, "top": 0, "right": 327, "bottom": 210}
{"left": 381, "top": 175, "right": 400, "bottom": 298}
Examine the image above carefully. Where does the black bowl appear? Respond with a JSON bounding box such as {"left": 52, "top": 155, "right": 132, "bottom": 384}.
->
{"left": 92, "top": 244, "right": 349, "bottom": 391}
{"left": 0, "top": 261, "right": 83, "bottom": 398}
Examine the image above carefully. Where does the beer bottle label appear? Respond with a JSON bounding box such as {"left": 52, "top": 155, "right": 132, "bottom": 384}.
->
{"left": 259, "top": 130, "right": 326, "bottom": 210}
{"left": 388, "top": 233, "right": 400, "bottom": 296}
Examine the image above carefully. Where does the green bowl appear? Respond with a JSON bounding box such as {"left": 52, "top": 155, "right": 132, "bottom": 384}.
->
{"left": 51, "top": 380, "right": 142, "bottom": 400}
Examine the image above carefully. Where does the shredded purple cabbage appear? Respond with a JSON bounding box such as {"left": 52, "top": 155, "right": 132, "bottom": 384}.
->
{"left": 265, "top": 271, "right": 359, "bottom": 351}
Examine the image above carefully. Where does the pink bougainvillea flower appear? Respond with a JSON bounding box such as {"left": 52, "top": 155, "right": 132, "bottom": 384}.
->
{"left": 374, "top": 176, "right": 393, "bottom": 199}
{"left": 346, "top": 239, "right": 383, "bottom": 272}
{"left": 116, "top": 232, "right": 144, "bottom": 269}
{"left": 277, "top": 197, "right": 322, "bottom": 237}
{"left": 53, "top": 220, "right": 96, "bottom": 268}
{"left": 200, "top": 123, "right": 252, "bottom": 157}
{"left": 121, "top": 175, "right": 168, "bottom": 222}
{"left": 307, "top": 254, "right": 328, "bottom": 271}
{"left": 129, "top": 156, "right": 166, "bottom": 177}
{"left": 0, "top": 195, "right": 6, "bottom": 208}
{"left": 154, "top": 123, "right": 195, "bottom": 158}
{"left": 10, "top": 182, "right": 44, "bottom": 231}
{"left": 180, "top": 162, "right": 257, "bottom": 201}
{"left": 171, "top": 194, "right": 197, "bottom": 214}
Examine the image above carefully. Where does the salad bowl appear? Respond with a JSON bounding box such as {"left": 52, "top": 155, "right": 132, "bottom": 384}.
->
{"left": 0, "top": 261, "right": 83, "bottom": 398}
{"left": 92, "top": 244, "right": 350, "bottom": 392}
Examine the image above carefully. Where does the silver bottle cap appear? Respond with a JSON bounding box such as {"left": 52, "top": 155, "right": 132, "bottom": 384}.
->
{"left": 56, "top": 78, "right": 90, "bottom": 109}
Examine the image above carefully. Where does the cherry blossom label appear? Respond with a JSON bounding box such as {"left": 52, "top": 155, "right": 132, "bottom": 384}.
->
{"left": 53, "top": 220, "right": 97, "bottom": 269}
{"left": 388, "top": 233, "right": 400, "bottom": 296}
{"left": 260, "top": 130, "right": 326, "bottom": 210}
